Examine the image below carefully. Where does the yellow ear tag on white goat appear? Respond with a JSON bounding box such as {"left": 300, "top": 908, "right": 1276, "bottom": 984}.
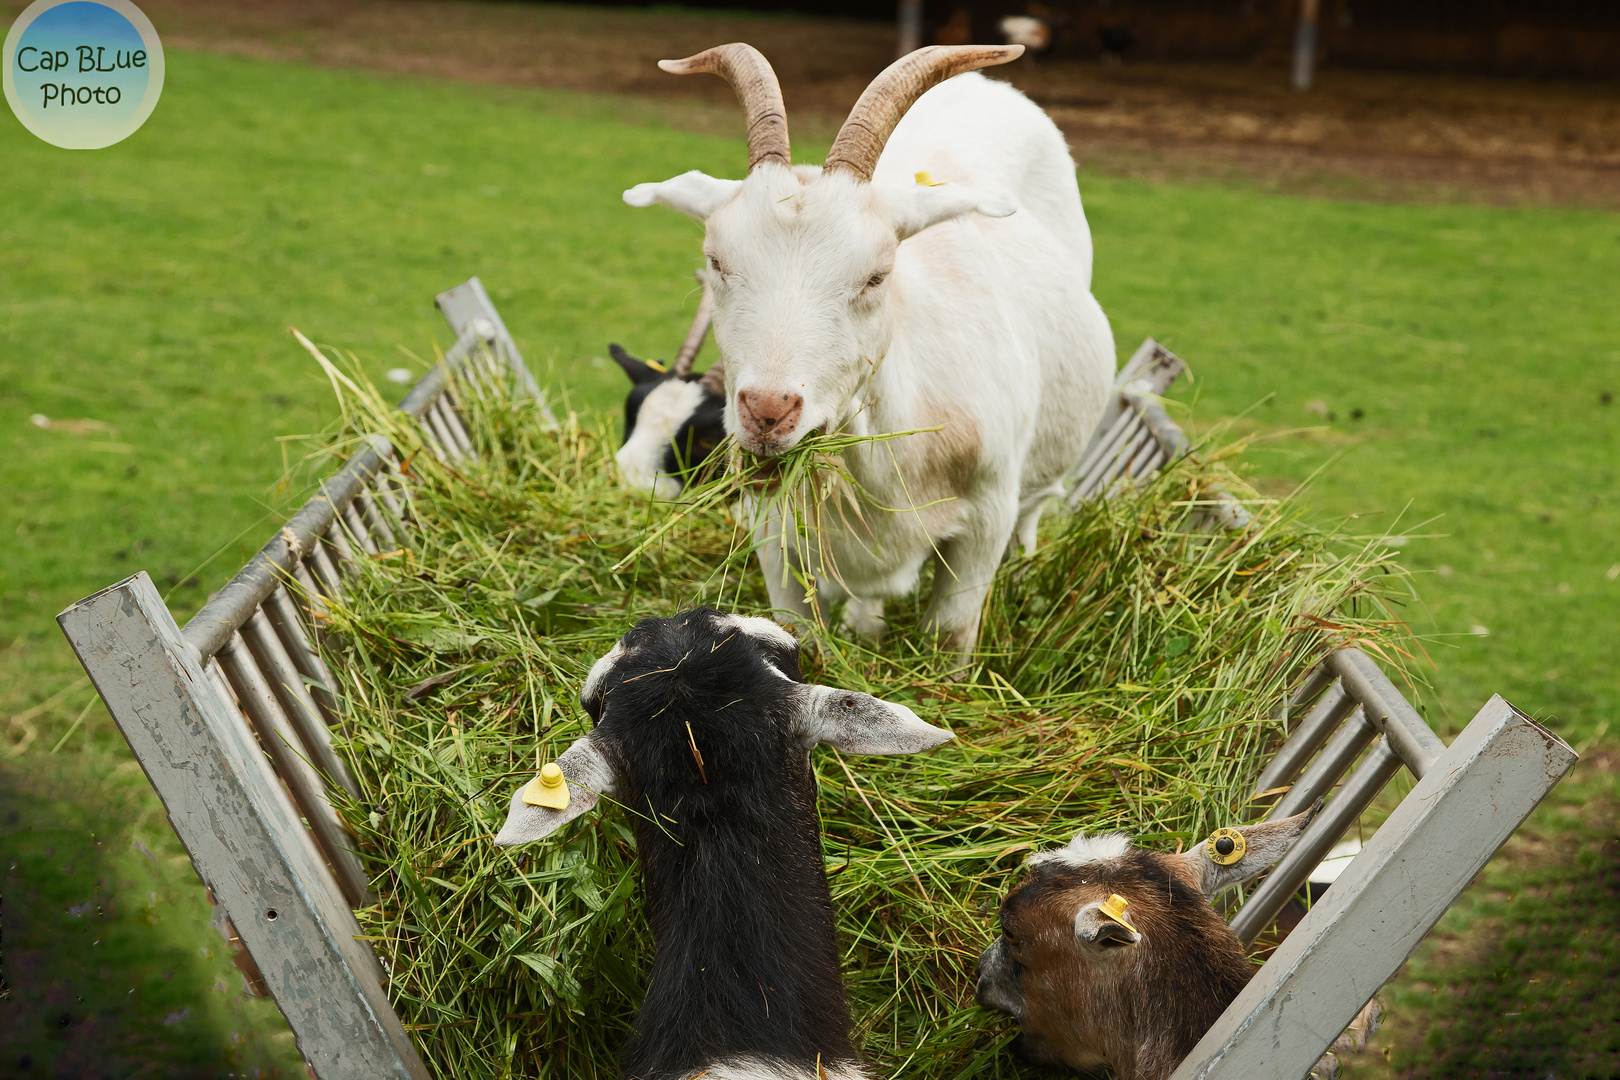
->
{"left": 1205, "top": 827, "right": 1246, "bottom": 866}
{"left": 914, "top": 170, "right": 946, "bottom": 187}
{"left": 1098, "top": 893, "right": 1136, "bottom": 933}
{"left": 521, "top": 762, "right": 570, "bottom": 810}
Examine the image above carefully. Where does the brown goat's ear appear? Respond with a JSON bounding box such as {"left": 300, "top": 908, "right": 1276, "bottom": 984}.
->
{"left": 1174, "top": 802, "right": 1322, "bottom": 897}
{"left": 1093, "top": 920, "right": 1138, "bottom": 948}
{"left": 1074, "top": 899, "right": 1142, "bottom": 951}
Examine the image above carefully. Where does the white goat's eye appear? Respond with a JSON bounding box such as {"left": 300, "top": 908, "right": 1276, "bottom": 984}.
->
{"left": 864, "top": 272, "right": 887, "bottom": 290}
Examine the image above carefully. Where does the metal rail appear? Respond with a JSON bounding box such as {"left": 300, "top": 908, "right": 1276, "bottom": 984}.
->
{"left": 1228, "top": 645, "right": 1452, "bottom": 944}
{"left": 1069, "top": 338, "right": 1187, "bottom": 505}
{"left": 1067, "top": 338, "right": 1251, "bottom": 529}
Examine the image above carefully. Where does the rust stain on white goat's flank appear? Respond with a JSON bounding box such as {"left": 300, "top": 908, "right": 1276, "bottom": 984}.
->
{"left": 911, "top": 401, "right": 982, "bottom": 501}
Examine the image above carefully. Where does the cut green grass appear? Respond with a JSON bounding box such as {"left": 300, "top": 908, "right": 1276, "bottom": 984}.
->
{"left": 0, "top": 40, "right": 1613, "bottom": 1074}
{"left": 305, "top": 357, "right": 1412, "bottom": 1078}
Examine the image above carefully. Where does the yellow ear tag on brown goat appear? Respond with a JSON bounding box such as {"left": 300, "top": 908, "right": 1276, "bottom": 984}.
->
{"left": 521, "top": 762, "right": 570, "bottom": 810}
{"left": 1098, "top": 893, "right": 1136, "bottom": 933}
{"left": 914, "top": 170, "right": 946, "bottom": 187}
{"left": 1205, "top": 827, "right": 1246, "bottom": 866}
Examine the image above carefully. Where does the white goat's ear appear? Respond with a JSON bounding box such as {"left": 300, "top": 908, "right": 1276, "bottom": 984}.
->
{"left": 623, "top": 171, "right": 742, "bottom": 222}
{"left": 1173, "top": 802, "right": 1322, "bottom": 897}
{"left": 795, "top": 684, "right": 953, "bottom": 755}
{"left": 493, "top": 736, "right": 619, "bottom": 846}
{"left": 880, "top": 182, "right": 1017, "bottom": 241}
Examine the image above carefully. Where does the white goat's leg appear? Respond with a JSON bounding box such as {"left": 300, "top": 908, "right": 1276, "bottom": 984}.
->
{"left": 806, "top": 575, "right": 882, "bottom": 641}
{"left": 1015, "top": 484, "right": 1062, "bottom": 557}
{"left": 746, "top": 498, "right": 817, "bottom": 634}
{"left": 1014, "top": 507, "right": 1042, "bottom": 558}
{"left": 841, "top": 596, "right": 887, "bottom": 640}
{"left": 815, "top": 572, "right": 848, "bottom": 629}
{"left": 924, "top": 497, "right": 1019, "bottom": 657}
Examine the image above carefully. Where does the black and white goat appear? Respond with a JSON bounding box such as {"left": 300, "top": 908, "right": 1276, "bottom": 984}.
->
{"left": 974, "top": 811, "right": 1319, "bottom": 1080}
{"left": 495, "top": 609, "right": 952, "bottom": 1080}
{"left": 611, "top": 343, "right": 726, "bottom": 498}
{"left": 612, "top": 275, "right": 728, "bottom": 497}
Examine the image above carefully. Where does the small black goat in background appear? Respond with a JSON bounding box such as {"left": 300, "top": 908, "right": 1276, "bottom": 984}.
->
{"left": 610, "top": 343, "right": 725, "bottom": 497}
{"left": 496, "top": 609, "right": 952, "bottom": 1080}
{"left": 611, "top": 273, "right": 727, "bottom": 498}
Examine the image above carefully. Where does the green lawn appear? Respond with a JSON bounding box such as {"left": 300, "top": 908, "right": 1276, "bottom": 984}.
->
{"left": 1, "top": 47, "right": 1614, "bottom": 1076}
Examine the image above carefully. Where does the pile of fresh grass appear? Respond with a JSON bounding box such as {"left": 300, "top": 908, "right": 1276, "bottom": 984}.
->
{"left": 300, "top": 353, "right": 1417, "bottom": 1079}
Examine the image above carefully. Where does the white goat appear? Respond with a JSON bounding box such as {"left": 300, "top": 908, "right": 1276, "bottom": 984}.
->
{"left": 625, "top": 44, "right": 1115, "bottom": 654}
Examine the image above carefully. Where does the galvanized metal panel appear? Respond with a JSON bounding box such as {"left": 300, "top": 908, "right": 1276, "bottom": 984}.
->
{"left": 181, "top": 436, "right": 393, "bottom": 660}
{"left": 1173, "top": 696, "right": 1576, "bottom": 1080}
{"left": 341, "top": 503, "right": 380, "bottom": 557}
{"left": 434, "top": 276, "right": 553, "bottom": 419}
{"left": 264, "top": 583, "right": 342, "bottom": 731}
{"left": 1328, "top": 648, "right": 1446, "bottom": 778}
{"left": 241, "top": 608, "right": 356, "bottom": 798}
{"left": 217, "top": 631, "right": 371, "bottom": 908}
{"left": 1269, "top": 705, "right": 1376, "bottom": 821}
{"left": 54, "top": 282, "right": 547, "bottom": 1078}
{"left": 57, "top": 572, "right": 430, "bottom": 1080}
{"left": 1069, "top": 338, "right": 1196, "bottom": 507}
{"left": 1127, "top": 394, "right": 1191, "bottom": 461}
{"left": 1229, "top": 737, "right": 1403, "bottom": 945}
{"left": 1252, "top": 682, "right": 1355, "bottom": 800}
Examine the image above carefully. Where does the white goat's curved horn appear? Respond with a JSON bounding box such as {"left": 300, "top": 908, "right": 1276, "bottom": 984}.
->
{"left": 824, "top": 44, "right": 1023, "bottom": 183}
{"left": 698, "top": 356, "right": 725, "bottom": 396}
{"left": 659, "top": 43, "right": 790, "bottom": 173}
{"left": 672, "top": 271, "right": 714, "bottom": 378}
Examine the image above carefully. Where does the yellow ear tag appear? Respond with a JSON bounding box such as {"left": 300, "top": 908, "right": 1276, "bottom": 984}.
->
{"left": 1098, "top": 893, "right": 1136, "bottom": 932}
{"left": 644, "top": 359, "right": 668, "bottom": 374}
{"left": 1205, "top": 827, "right": 1246, "bottom": 866}
{"left": 914, "top": 170, "right": 946, "bottom": 187}
{"left": 521, "top": 762, "right": 570, "bottom": 810}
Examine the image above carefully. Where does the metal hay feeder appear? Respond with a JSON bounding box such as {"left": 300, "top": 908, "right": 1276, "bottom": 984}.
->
{"left": 55, "top": 281, "right": 1574, "bottom": 1078}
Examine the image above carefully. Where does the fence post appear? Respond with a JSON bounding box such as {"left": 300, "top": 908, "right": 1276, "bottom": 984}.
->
{"left": 58, "top": 572, "right": 431, "bottom": 1080}
{"left": 1291, "top": 0, "right": 1320, "bottom": 91}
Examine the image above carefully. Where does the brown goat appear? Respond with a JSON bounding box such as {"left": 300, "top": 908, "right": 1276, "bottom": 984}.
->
{"left": 975, "top": 809, "right": 1318, "bottom": 1080}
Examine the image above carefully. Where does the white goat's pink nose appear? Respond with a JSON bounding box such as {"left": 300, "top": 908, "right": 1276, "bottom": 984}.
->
{"left": 735, "top": 389, "right": 803, "bottom": 447}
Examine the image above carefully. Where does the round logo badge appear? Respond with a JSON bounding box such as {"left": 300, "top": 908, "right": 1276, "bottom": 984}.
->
{"left": 3, "top": 0, "right": 164, "bottom": 149}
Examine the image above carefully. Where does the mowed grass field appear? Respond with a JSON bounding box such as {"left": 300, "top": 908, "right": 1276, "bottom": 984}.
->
{"left": 1, "top": 45, "right": 1614, "bottom": 1077}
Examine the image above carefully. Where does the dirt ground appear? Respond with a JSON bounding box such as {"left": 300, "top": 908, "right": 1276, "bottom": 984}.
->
{"left": 128, "top": 0, "right": 1620, "bottom": 209}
